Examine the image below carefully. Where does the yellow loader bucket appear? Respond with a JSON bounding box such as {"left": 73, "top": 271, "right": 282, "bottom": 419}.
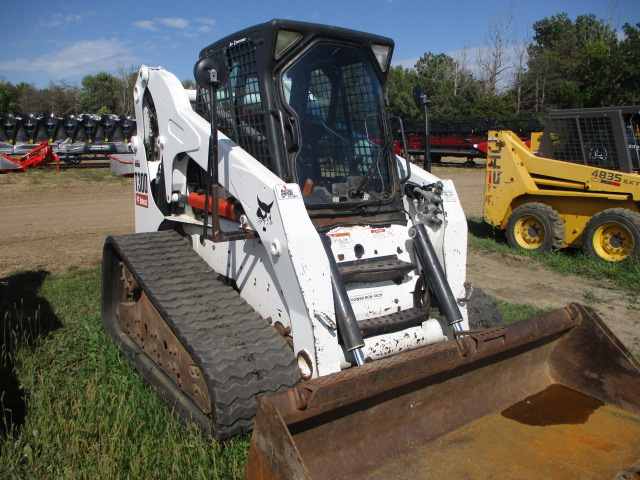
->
{"left": 245, "top": 304, "right": 640, "bottom": 479}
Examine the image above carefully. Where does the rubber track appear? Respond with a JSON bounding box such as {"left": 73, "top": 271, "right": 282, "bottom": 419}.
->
{"left": 466, "top": 287, "right": 505, "bottom": 329}
{"left": 102, "top": 230, "right": 300, "bottom": 439}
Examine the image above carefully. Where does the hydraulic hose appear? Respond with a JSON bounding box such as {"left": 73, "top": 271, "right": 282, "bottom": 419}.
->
{"left": 409, "top": 223, "right": 463, "bottom": 331}
{"left": 320, "top": 234, "right": 366, "bottom": 365}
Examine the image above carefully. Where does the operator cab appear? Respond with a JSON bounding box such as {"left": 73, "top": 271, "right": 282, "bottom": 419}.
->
{"left": 195, "top": 19, "right": 405, "bottom": 227}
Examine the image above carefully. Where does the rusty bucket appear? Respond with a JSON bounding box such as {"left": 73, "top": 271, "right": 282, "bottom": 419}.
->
{"left": 245, "top": 304, "right": 640, "bottom": 479}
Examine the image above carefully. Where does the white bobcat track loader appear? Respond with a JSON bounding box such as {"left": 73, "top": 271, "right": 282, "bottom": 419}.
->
{"left": 102, "top": 20, "right": 640, "bottom": 479}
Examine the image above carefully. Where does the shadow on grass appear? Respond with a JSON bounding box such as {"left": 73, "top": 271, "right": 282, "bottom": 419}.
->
{"left": 0, "top": 270, "right": 61, "bottom": 437}
{"left": 467, "top": 218, "right": 506, "bottom": 242}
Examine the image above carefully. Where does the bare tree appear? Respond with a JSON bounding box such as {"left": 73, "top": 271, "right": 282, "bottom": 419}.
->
{"left": 532, "top": 56, "right": 550, "bottom": 113}
{"left": 17, "top": 83, "right": 44, "bottom": 115}
{"left": 117, "top": 62, "right": 139, "bottom": 116}
{"left": 511, "top": 31, "right": 531, "bottom": 114}
{"left": 605, "top": 0, "right": 620, "bottom": 31}
{"left": 477, "top": 4, "right": 518, "bottom": 96}
{"left": 452, "top": 41, "right": 471, "bottom": 97}
{"left": 44, "top": 80, "right": 80, "bottom": 115}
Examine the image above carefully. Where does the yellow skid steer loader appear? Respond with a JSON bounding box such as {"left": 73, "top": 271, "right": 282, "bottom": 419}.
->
{"left": 483, "top": 124, "right": 640, "bottom": 262}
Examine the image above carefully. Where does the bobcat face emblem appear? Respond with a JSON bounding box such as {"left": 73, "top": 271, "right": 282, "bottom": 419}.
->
{"left": 256, "top": 196, "right": 273, "bottom": 231}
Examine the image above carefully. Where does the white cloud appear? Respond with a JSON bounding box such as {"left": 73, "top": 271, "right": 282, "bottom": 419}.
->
{"left": 0, "top": 38, "right": 138, "bottom": 80}
{"left": 195, "top": 18, "right": 216, "bottom": 33}
{"left": 156, "top": 17, "right": 190, "bottom": 29}
{"left": 392, "top": 57, "right": 420, "bottom": 69}
{"left": 134, "top": 20, "right": 158, "bottom": 31}
{"left": 133, "top": 17, "right": 218, "bottom": 36}
{"left": 39, "top": 13, "right": 83, "bottom": 29}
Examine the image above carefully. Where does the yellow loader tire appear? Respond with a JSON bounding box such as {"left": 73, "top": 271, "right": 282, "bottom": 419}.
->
{"left": 506, "top": 203, "right": 565, "bottom": 252}
{"left": 583, "top": 208, "right": 640, "bottom": 262}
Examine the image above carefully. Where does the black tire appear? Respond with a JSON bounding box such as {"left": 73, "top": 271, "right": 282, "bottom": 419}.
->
{"left": 583, "top": 208, "right": 640, "bottom": 262}
{"left": 467, "top": 286, "right": 505, "bottom": 330}
{"left": 506, "top": 202, "right": 565, "bottom": 252}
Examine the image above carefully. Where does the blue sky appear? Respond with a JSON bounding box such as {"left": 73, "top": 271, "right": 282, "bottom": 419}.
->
{"left": 0, "top": 0, "right": 638, "bottom": 88}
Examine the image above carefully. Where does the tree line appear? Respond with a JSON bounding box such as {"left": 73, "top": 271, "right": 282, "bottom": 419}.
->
{"left": 0, "top": 64, "right": 139, "bottom": 117}
{"left": 0, "top": 13, "right": 638, "bottom": 123}
{"left": 390, "top": 13, "right": 639, "bottom": 125}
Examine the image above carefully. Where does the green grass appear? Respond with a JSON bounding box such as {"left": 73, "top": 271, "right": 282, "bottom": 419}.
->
{"left": 0, "top": 264, "right": 550, "bottom": 479}
{"left": 1, "top": 267, "right": 247, "bottom": 480}
{"left": 498, "top": 300, "right": 549, "bottom": 324}
{"left": 1, "top": 245, "right": 634, "bottom": 477}
{"left": 467, "top": 218, "right": 640, "bottom": 298}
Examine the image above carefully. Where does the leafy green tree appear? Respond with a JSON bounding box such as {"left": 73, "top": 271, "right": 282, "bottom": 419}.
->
{"left": 0, "top": 80, "right": 20, "bottom": 114}
{"left": 412, "top": 52, "right": 479, "bottom": 118}
{"left": 414, "top": 53, "right": 459, "bottom": 118}
{"left": 387, "top": 66, "right": 420, "bottom": 123}
{"left": 78, "top": 72, "right": 119, "bottom": 113}
{"left": 182, "top": 79, "right": 196, "bottom": 90}
{"left": 468, "top": 94, "right": 513, "bottom": 119}
{"left": 578, "top": 38, "right": 620, "bottom": 107}
{"left": 546, "top": 80, "right": 582, "bottom": 109}
{"left": 523, "top": 13, "right": 622, "bottom": 110}
{"left": 616, "top": 23, "right": 640, "bottom": 104}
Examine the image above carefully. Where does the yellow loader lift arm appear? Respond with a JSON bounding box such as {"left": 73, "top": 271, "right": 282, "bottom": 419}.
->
{"left": 483, "top": 130, "right": 640, "bottom": 261}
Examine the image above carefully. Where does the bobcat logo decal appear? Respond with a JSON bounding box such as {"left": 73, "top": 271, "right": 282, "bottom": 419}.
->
{"left": 256, "top": 196, "right": 273, "bottom": 231}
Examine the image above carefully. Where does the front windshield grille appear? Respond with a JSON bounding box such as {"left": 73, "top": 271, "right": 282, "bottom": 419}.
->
{"left": 282, "top": 43, "right": 394, "bottom": 208}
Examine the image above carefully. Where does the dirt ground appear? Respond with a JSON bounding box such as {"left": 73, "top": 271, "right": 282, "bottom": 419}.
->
{"left": 0, "top": 171, "right": 133, "bottom": 276}
{"left": 0, "top": 163, "right": 637, "bottom": 354}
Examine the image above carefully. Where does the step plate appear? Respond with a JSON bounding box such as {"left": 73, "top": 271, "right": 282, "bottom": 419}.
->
{"left": 337, "top": 255, "right": 415, "bottom": 284}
